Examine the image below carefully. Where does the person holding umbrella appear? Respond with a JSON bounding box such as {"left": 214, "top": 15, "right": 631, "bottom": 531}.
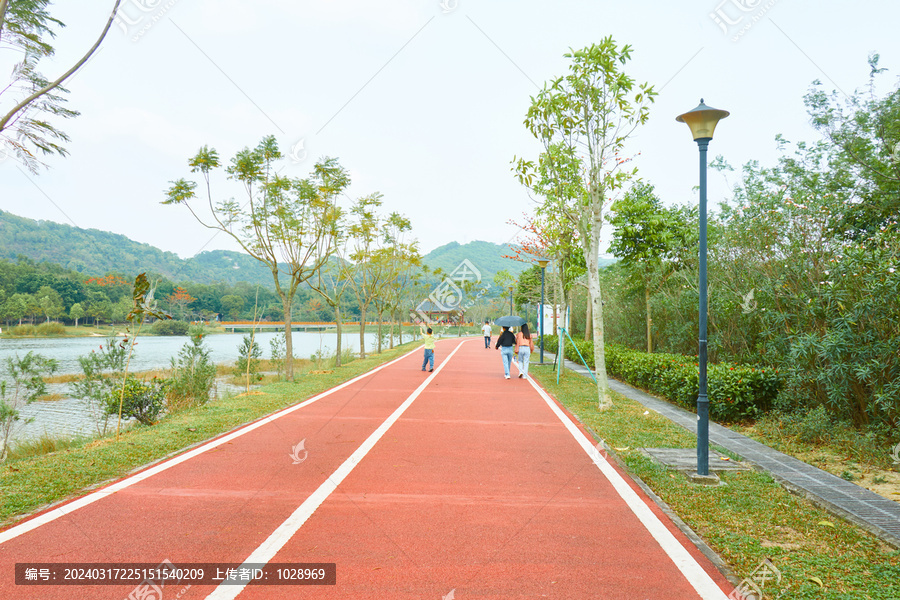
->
{"left": 494, "top": 316, "right": 525, "bottom": 379}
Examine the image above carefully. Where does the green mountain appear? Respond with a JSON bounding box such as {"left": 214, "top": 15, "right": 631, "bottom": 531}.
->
{"left": 421, "top": 241, "right": 529, "bottom": 283}
{"left": 0, "top": 210, "right": 274, "bottom": 287}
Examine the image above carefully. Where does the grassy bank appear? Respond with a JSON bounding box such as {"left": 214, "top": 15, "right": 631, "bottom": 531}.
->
{"left": 529, "top": 365, "right": 900, "bottom": 599}
{"left": 0, "top": 341, "right": 420, "bottom": 528}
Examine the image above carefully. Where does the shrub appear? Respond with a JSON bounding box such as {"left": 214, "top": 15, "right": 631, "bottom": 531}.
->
{"left": 9, "top": 325, "right": 36, "bottom": 336}
{"left": 104, "top": 376, "right": 165, "bottom": 426}
{"left": 167, "top": 327, "right": 216, "bottom": 409}
{"left": 543, "top": 335, "right": 782, "bottom": 422}
{"left": 151, "top": 320, "right": 190, "bottom": 336}
{"left": 35, "top": 322, "right": 66, "bottom": 336}
{"left": 234, "top": 335, "right": 263, "bottom": 382}
{"left": 71, "top": 338, "right": 128, "bottom": 435}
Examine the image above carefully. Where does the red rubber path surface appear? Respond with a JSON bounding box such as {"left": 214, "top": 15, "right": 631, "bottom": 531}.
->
{"left": 1, "top": 339, "right": 735, "bottom": 599}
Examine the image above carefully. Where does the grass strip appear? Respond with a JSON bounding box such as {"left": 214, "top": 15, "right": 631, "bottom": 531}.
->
{"left": 529, "top": 365, "right": 900, "bottom": 600}
{"left": 0, "top": 341, "right": 420, "bottom": 528}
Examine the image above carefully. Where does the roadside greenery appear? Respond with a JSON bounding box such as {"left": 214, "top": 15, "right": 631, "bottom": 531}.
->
{"left": 531, "top": 367, "right": 900, "bottom": 600}
{"left": 600, "top": 58, "right": 900, "bottom": 440}
{"left": 544, "top": 335, "right": 781, "bottom": 421}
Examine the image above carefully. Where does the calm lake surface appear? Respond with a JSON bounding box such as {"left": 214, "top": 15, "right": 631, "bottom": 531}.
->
{"left": 0, "top": 331, "right": 398, "bottom": 446}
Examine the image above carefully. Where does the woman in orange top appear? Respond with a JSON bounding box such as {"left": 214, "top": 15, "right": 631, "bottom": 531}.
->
{"left": 514, "top": 323, "right": 535, "bottom": 379}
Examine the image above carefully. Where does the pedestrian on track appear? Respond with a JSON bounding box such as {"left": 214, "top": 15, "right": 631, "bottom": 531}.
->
{"left": 481, "top": 320, "right": 492, "bottom": 349}
{"left": 421, "top": 325, "right": 435, "bottom": 372}
{"left": 495, "top": 325, "right": 516, "bottom": 379}
{"left": 515, "top": 323, "right": 535, "bottom": 379}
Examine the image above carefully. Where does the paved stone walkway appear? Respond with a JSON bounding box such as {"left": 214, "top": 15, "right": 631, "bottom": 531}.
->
{"left": 542, "top": 351, "right": 900, "bottom": 549}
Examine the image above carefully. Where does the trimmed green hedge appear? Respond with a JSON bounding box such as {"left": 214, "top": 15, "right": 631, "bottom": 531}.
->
{"left": 542, "top": 335, "right": 782, "bottom": 422}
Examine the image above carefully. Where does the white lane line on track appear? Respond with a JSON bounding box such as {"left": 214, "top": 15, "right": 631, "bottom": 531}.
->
{"left": 205, "top": 339, "right": 468, "bottom": 600}
{"left": 526, "top": 376, "right": 731, "bottom": 600}
{"left": 0, "top": 346, "right": 423, "bottom": 545}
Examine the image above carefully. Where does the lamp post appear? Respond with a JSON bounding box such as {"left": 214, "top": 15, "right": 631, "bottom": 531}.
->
{"left": 676, "top": 99, "right": 729, "bottom": 477}
{"left": 536, "top": 257, "right": 550, "bottom": 364}
{"left": 508, "top": 286, "right": 514, "bottom": 316}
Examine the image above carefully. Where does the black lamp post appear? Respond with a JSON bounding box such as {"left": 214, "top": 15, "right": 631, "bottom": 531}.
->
{"left": 676, "top": 99, "right": 729, "bottom": 477}
{"left": 536, "top": 257, "right": 550, "bottom": 364}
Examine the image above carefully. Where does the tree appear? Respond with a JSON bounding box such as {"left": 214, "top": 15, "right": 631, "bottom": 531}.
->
{"left": 4, "top": 293, "right": 29, "bottom": 325}
{"left": 609, "top": 181, "right": 687, "bottom": 352}
{"left": 516, "top": 39, "right": 655, "bottom": 409}
{"left": 0, "top": 351, "right": 57, "bottom": 460}
{"left": 344, "top": 193, "right": 389, "bottom": 359}
{"left": 164, "top": 140, "right": 343, "bottom": 379}
{"left": 36, "top": 284, "right": 64, "bottom": 322}
{"left": 377, "top": 212, "right": 419, "bottom": 351}
{"left": 0, "top": 0, "right": 123, "bottom": 171}
{"left": 167, "top": 286, "right": 196, "bottom": 321}
{"left": 219, "top": 294, "right": 245, "bottom": 321}
{"left": 69, "top": 302, "right": 84, "bottom": 327}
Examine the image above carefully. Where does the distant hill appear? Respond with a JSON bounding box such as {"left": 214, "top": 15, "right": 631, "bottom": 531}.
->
{"left": 421, "top": 240, "right": 616, "bottom": 281}
{"left": 0, "top": 210, "right": 275, "bottom": 287}
{"left": 0, "top": 211, "right": 614, "bottom": 289}
{"left": 421, "top": 241, "right": 529, "bottom": 282}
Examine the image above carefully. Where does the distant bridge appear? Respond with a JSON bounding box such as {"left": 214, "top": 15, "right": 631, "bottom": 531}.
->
{"left": 218, "top": 321, "right": 335, "bottom": 332}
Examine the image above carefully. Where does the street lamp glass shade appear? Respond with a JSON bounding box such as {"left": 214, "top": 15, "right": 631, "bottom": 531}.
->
{"left": 676, "top": 99, "right": 729, "bottom": 140}
{"left": 536, "top": 257, "right": 551, "bottom": 269}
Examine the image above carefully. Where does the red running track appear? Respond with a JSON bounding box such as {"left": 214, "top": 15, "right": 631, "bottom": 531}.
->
{"left": 1, "top": 338, "right": 735, "bottom": 599}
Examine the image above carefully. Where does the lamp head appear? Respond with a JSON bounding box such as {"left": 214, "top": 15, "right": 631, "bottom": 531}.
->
{"left": 676, "top": 98, "right": 730, "bottom": 141}
{"left": 536, "top": 257, "right": 551, "bottom": 269}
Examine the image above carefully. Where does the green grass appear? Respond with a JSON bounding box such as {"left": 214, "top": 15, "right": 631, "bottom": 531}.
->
{"left": 0, "top": 341, "right": 420, "bottom": 528}
{"left": 530, "top": 366, "right": 900, "bottom": 599}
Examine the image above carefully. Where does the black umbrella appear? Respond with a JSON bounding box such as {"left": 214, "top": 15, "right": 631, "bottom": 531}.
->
{"left": 494, "top": 316, "right": 526, "bottom": 328}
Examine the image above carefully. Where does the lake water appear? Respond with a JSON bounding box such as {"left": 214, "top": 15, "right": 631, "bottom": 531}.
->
{"left": 0, "top": 331, "right": 398, "bottom": 447}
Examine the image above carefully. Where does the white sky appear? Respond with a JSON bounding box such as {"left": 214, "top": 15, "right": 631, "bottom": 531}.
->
{"left": 2, "top": 0, "right": 898, "bottom": 261}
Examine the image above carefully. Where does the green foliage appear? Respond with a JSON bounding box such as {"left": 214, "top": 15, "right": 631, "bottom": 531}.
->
{"left": 167, "top": 328, "right": 216, "bottom": 408}
{"left": 151, "top": 320, "right": 190, "bottom": 336}
{"left": 598, "top": 61, "right": 900, "bottom": 436}
{"left": 544, "top": 335, "right": 782, "bottom": 421}
{"left": 71, "top": 338, "right": 127, "bottom": 435}
{"left": 234, "top": 335, "right": 263, "bottom": 382}
{"left": 103, "top": 376, "right": 165, "bottom": 426}
{"left": 269, "top": 333, "right": 286, "bottom": 378}
{"left": 0, "top": 351, "right": 58, "bottom": 459}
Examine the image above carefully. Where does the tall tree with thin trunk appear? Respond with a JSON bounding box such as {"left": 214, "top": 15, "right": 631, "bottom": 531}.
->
{"left": 0, "top": 0, "right": 123, "bottom": 171}
{"left": 609, "top": 181, "right": 682, "bottom": 353}
{"left": 344, "top": 193, "right": 389, "bottom": 359}
{"left": 515, "top": 38, "right": 655, "bottom": 409}
{"left": 164, "top": 140, "right": 344, "bottom": 378}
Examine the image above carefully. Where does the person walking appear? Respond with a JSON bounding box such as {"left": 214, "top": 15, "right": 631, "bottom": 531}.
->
{"left": 495, "top": 325, "right": 516, "bottom": 379}
{"left": 421, "top": 325, "right": 435, "bottom": 372}
{"left": 481, "top": 320, "right": 492, "bottom": 349}
{"left": 515, "top": 323, "right": 535, "bottom": 379}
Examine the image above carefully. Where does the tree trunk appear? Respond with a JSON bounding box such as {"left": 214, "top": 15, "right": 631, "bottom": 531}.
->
{"left": 334, "top": 304, "right": 343, "bottom": 367}
{"left": 389, "top": 313, "right": 395, "bottom": 349}
{"left": 282, "top": 295, "right": 294, "bottom": 379}
{"left": 645, "top": 279, "right": 652, "bottom": 353}
{"left": 584, "top": 287, "right": 592, "bottom": 341}
{"left": 398, "top": 312, "right": 403, "bottom": 345}
{"left": 359, "top": 305, "right": 367, "bottom": 359}
{"left": 377, "top": 311, "right": 383, "bottom": 354}
{"left": 583, "top": 205, "right": 612, "bottom": 410}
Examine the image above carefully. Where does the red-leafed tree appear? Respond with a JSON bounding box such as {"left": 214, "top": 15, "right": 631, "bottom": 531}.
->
{"left": 166, "top": 287, "right": 196, "bottom": 321}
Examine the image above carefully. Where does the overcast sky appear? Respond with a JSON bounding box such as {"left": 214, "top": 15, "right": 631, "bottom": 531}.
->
{"left": 2, "top": 0, "right": 898, "bottom": 263}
